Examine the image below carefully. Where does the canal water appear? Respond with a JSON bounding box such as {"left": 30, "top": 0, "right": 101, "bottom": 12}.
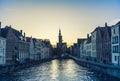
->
{"left": 0, "top": 59, "right": 119, "bottom": 81}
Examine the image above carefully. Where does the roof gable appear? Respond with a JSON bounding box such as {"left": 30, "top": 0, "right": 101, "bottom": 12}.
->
{"left": 1, "top": 26, "right": 23, "bottom": 39}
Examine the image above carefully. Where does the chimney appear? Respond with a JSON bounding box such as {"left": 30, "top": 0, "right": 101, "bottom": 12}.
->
{"left": 9, "top": 25, "right": 11, "bottom": 28}
{"left": 87, "top": 34, "right": 89, "bottom": 38}
{"left": 0, "top": 22, "right": 1, "bottom": 28}
{"left": 24, "top": 32, "right": 25, "bottom": 37}
{"left": 0, "top": 22, "right": 1, "bottom": 36}
{"left": 20, "top": 30, "right": 23, "bottom": 35}
{"left": 23, "top": 32, "right": 26, "bottom": 41}
{"left": 105, "top": 22, "right": 107, "bottom": 27}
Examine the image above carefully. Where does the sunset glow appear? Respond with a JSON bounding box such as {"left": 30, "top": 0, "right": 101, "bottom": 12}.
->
{"left": 0, "top": 0, "right": 120, "bottom": 46}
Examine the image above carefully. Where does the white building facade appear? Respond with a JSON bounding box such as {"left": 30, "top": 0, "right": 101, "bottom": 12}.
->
{"left": 82, "top": 40, "right": 87, "bottom": 59}
{"left": 111, "top": 22, "right": 120, "bottom": 65}
{"left": 29, "top": 37, "right": 35, "bottom": 60}
{"left": 34, "top": 39, "right": 42, "bottom": 61}
{"left": 91, "top": 30, "right": 97, "bottom": 60}
{"left": 86, "top": 42, "right": 92, "bottom": 59}
{"left": 40, "top": 44, "right": 50, "bottom": 60}
{"left": 0, "top": 37, "right": 6, "bottom": 65}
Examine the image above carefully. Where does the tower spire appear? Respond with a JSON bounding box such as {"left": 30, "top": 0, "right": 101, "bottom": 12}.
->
{"left": 59, "top": 28, "right": 61, "bottom": 36}
{"left": 58, "top": 28, "right": 62, "bottom": 44}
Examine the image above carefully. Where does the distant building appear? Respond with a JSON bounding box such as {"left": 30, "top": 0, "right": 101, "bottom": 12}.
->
{"left": 57, "top": 29, "right": 67, "bottom": 55}
{"left": 72, "top": 43, "right": 78, "bottom": 57}
{"left": 0, "top": 22, "right": 6, "bottom": 65}
{"left": 43, "top": 39, "right": 53, "bottom": 59}
{"left": 33, "top": 39, "right": 42, "bottom": 61}
{"left": 77, "top": 38, "right": 86, "bottom": 59}
{"left": 111, "top": 21, "right": 120, "bottom": 65}
{"left": 27, "top": 37, "right": 35, "bottom": 61}
{"left": 28, "top": 38, "right": 52, "bottom": 61}
{"left": 86, "top": 34, "right": 92, "bottom": 60}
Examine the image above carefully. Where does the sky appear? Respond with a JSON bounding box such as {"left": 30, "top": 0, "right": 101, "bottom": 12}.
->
{"left": 0, "top": 0, "right": 120, "bottom": 46}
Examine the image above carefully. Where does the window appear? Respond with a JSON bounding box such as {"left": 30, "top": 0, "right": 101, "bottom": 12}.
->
{"left": 0, "top": 48, "right": 3, "bottom": 53}
{"left": 116, "top": 46, "right": 118, "bottom": 53}
{"left": 113, "top": 29, "right": 115, "bottom": 34}
{"left": 112, "top": 45, "right": 119, "bottom": 53}
{"left": 118, "top": 56, "right": 119, "bottom": 63}
{"left": 112, "top": 36, "right": 119, "bottom": 44}
{"left": 116, "top": 36, "right": 118, "bottom": 43}
{"left": 115, "top": 56, "right": 117, "bottom": 61}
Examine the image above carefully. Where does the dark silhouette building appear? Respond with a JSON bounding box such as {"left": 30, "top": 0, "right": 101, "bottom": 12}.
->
{"left": 57, "top": 29, "right": 67, "bottom": 55}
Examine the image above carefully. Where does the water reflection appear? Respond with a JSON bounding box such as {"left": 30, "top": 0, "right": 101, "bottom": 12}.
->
{"left": 50, "top": 59, "right": 59, "bottom": 81}
{"left": 0, "top": 59, "right": 119, "bottom": 81}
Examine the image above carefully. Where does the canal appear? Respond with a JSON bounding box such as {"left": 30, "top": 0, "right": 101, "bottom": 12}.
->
{"left": 0, "top": 59, "right": 119, "bottom": 81}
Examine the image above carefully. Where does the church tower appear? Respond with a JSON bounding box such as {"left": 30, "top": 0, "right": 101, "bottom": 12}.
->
{"left": 57, "top": 28, "right": 67, "bottom": 55}
{"left": 58, "top": 28, "right": 62, "bottom": 44}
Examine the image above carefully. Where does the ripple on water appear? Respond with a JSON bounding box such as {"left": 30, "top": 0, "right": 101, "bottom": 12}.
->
{"left": 0, "top": 59, "right": 120, "bottom": 81}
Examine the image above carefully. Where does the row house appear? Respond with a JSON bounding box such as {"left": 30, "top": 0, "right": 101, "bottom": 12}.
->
{"left": 91, "top": 23, "right": 111, "bottom": 64}
{"left": 28, "top": 38, "right": 52, "bottom": 61}
{"left": 70, "top": 39, "right": 86, "bottom": 59}
{"left": 43, "top": 39, "right": 53, "bottom": 59}
{"left": 69, "top": 22, "right": 111, "bottom": 64}
{"left": 1, "top": 24, "right": 29, "bottom": 65}
{"left": 1, "top": 26, "right": 17, "bottom": 65}
{"left": 27, "top": 37, "right": 35, "bottom": 61}
{"left": 40, "top": 39, "right": 52, "bottom": 60}
{"left": 0, "top": 21, "right": 53, "bottom": 65}
{"left": 69, "top": 46, "right": 72, "bottom": 55}
{"left": 77, "top": 36, "right": 92, "bottom": 60}
{"left": 72, "top": 43, "right": 78, "bottom": 57}
{"left": 29, "top": 38, "right": 42, "bottom": 61}
{"left": 34, "top": 39, "right": 42, "bottom": 61}
{"left": 77, "top": 39, "right": 86, "bottom": 59}
{"left": 34, "top": 39, "right": 51, "bottom": 61}
{"left": 0, "top": 37, "right": 6, "bottom": 65}
{"left": 0, "top": 22, "right": 6, "bottom": 65}
{"left": 91, "top": 28, "right": 98, "bottom": 61}
{"left": 82, "top": 40, "right": 87, "bottom": 59}
{"left": 85, "top": 34, "right": 92, "bottom": 60}
{"left": 111, "top": 21, "right": 120, "bottom": 66}
{"left": 69, "top": 39, "right": 86, "bottom": 59}
{"left": 17, "top": 32, "right": 29, "bottom": 63}
{"left": 41, "top": 46, "right": 49, "bottom": 60}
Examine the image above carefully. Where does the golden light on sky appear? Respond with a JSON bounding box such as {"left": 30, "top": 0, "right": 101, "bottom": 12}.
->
{"left": 0, "top": 0, "right": 120, "bottom": 46}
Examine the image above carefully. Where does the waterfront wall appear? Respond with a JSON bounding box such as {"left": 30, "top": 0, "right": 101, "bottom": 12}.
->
{"left": 70, "top": 55, "right": 120, "bottom": 79}
{"left": 0, "top": 59, "right": 52, "bottom": 75}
